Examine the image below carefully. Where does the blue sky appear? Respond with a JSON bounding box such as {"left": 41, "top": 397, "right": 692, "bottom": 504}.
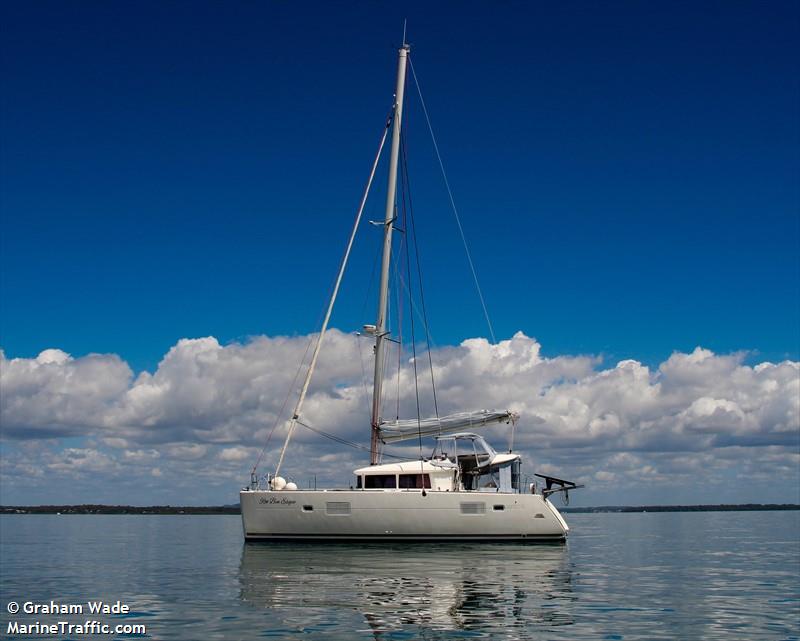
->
{"left": 1, "top": 2, "right": 798, "bottom": 506}
{"left": 2, "top": 1, "right": 798, "bottom": 371}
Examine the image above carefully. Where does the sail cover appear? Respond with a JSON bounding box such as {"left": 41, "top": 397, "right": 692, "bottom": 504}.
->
{"left": 379, "top": 410, "right": 518, "bottom": 444}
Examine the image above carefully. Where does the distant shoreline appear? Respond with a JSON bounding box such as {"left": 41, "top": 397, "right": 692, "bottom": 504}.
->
{"left": 1, "top": 503, "right": 798, "bottom": 515}
{"left": 1, "top": 505, "right": 241, "bottom": 515}
{"left": 560, "top": 504, "right": 800, "bottom": 513}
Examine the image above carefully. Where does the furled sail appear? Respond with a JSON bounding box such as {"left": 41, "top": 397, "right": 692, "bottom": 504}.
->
{"left": 379, "top": 410, "right": 518, "bottom": 444}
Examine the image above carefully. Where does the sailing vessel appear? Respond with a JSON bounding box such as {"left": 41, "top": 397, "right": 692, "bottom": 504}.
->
{"left": 240, "top": 43, "right": 580, "bottom": 542}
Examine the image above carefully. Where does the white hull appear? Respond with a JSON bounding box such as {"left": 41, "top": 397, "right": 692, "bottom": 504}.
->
{"left": 240, "top": 489, "right": 569, "bottom": 543}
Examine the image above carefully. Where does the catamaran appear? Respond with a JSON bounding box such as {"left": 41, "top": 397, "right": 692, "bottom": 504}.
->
{"left": 240, "top": 42, "right": 581, "bottom": 542}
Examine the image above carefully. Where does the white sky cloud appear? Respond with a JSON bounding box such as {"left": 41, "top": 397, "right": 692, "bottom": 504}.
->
{"left": 1, "top": 332, "right": 798, "bottom": 505}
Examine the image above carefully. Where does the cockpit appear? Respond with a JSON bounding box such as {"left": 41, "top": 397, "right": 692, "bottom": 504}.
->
{"left": 431, "top": 433, "right": 522, "bottom": 493}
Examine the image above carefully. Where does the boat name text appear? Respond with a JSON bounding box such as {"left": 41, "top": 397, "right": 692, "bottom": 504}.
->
{"left": 259, "top": 497, "right": 297, "bottom": 506}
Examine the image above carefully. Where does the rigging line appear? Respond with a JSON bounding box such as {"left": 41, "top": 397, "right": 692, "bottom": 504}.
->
{"left": 401, "top": 129, "right": 440, "bottom": 423}
{"left": 274, "top": 110, "right": 393, "bottom": 479}
{"left": 250, "top": 333, "right": 316, "bottom": 475}
{"left": 295, "top": 419, "right": 410, "bottom": 461}
{"left": 399, "top": 140, "right": 424, "bottom": 461}
{"left": 383, "top": 230, "right": 407, "bottom": 422}
{"left": 394, "top": 236, "right": 404, "bottom": 421}
{"left": 382, "top": 279, "right": 391, "bottom": 418}
{"left": 395, "top": 268, "right": 402, "bottom": 422}
{"left": 392, "top": 265, "right": 436, "bottom": 344}
{"left": 408, "top": 55, "right": 497, "bottom": 345}
{"left": 388, "top": 234, "right": 408, "bottom": 421}
{"left": 400, "top": 134, "right": 428, "bottom": 487}
{"left": 359, "top": 225, "right": 387, "bottom": 423}
{"left": 296, "top": 419, "right": 372, "bottom": 452}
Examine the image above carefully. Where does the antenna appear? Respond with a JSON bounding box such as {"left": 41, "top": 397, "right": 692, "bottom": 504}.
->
{"left": 402, "top": 19, "right": 407, "bottom": 46}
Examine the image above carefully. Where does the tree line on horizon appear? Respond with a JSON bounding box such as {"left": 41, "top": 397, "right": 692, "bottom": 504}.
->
{"left": 1, "top": 503, "right": 798, "bottom": 515}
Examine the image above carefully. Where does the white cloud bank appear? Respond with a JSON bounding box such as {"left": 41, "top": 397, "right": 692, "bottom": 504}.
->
{"left": 1, "top": 332, "right": 798, "bottom": 505}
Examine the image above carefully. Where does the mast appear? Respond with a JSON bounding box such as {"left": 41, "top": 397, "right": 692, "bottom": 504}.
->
{"left": 371, "top": 43, "right": 410, "bottom": 464}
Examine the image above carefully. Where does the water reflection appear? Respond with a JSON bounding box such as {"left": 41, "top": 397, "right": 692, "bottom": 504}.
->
{"left": 239, "top": 543, "right": 575, "bottom": 638}
{"left": 3, "top": 514, "right": 797, "bottom": 640}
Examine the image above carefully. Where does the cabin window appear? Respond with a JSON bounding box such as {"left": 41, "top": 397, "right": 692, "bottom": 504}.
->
{"left": 476, "top": 469, "right": 500, "bottom": 490}
{"left": 302, "top": 505, "right": 313, "bottom": 512}
{"left": 364, "top": 474, "right": 397, "bottom": 489}
{"left": 356, "top": 476, "right": 362, "bottom": 489}
{"left": 511, "top": 460, "right": 521, "bottom": 492}
{"left": 493, "top": 504, "right": 505, "bottom": 511}
{"left": 460, "top": 502, "right": 486, "bottom": 515}
{"left": 398, "top": 473, "right": 431, "bottom": 489}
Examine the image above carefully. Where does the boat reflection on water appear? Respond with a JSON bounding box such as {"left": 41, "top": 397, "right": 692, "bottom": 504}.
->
{"left": 239, "top": 543, "right": 576, "bottom": 637}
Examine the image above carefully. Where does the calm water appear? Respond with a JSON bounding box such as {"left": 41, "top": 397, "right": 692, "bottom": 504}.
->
{"left": 1, "top": 511, "right": 798, "bottom": 640}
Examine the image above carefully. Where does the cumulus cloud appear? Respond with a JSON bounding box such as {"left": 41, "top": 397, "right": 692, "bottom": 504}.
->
{"left": 0, "top": 332, "right": 798, "bottom": 504}
{"left": 0, "top": 349, "right": 132, "bottom": 438}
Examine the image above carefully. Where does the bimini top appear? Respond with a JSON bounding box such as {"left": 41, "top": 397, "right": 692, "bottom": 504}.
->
{"left": 432, "top": 432, "right": 520, "bottom": 468}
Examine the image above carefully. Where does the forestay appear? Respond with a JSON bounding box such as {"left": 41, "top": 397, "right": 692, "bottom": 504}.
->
{"left": 379, "top": 410, "right": 518, "bottom": 443}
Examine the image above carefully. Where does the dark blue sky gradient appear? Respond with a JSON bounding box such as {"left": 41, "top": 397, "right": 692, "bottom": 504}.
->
{"left": 2, "top": 1, "right": 798, "bottom": 372}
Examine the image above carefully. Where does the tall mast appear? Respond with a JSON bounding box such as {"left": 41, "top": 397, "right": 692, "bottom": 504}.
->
{"left": 371, "top": 44, "right": 410, "bottom": 464}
